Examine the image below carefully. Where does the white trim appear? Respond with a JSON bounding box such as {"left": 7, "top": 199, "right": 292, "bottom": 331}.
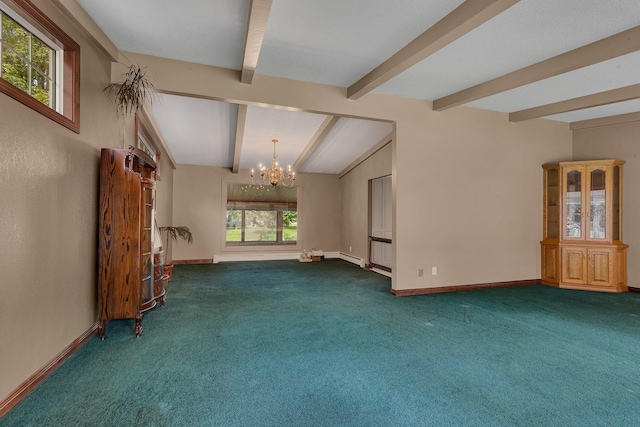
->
{"left": 214, "top": 251, "right": 341, "bottom": 263}
{"left": 215, "top": 252, "right": 300, "bottom": 263}
{"left": 138, "top": 131, "right": 157, "bottom": 158}
{"left": 371, "top": 267, "right": 392, "bottom": 278}
{"left": 339, "top": 252, "right": 365, "bottom": 268}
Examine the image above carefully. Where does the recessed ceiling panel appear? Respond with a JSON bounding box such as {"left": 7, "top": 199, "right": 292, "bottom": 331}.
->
{"left": 300, "top": 118, "right": 392, "bottom": 174}
{"left": 150, "top": 94, "right": 237, "bottom": 167}
{"left": 376, "top": 0, "right": 640, "bottom": 102}
{"left": 77, "top": 0, "right": 250, "bottom": 69}
{"left": 257, "top": 0, "right": 466, "bottom": 87}
{"left": 240, "top": 106, "right": 328, "bottom": 171}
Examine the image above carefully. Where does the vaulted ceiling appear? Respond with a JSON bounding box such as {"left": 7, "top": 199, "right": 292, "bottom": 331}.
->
{"left": 75, "top": 0, "right": 640, "bottom": 174}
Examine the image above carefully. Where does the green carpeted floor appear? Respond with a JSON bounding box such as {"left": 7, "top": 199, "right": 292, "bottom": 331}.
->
{"left": 2, "top": 259, "right": 640, "bottom": 426}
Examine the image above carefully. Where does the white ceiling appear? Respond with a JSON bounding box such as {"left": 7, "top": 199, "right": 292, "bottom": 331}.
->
{"left": 150, "top": 95, "right": 237, "bottom": 167}
{"left": 76, "top": 0, "right": 640, "bottom": 173}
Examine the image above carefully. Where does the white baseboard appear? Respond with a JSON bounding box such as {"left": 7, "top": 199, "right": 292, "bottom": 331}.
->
{"left": 371, "top": 267, "right": 392, "bottom": 278}
{"left": 214, "top": 251, "right": 341, "bottom": 263}
{"left": 214, "top": 252, "right": 299, "bottom": 263}
{"left": 339, "top": 252, "right": 365, "bottom": 268}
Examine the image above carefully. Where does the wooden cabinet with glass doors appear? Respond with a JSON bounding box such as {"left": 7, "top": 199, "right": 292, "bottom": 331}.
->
{"left": 98, "top": 148, "right": 165, "bottom": 339}
{"left": 541, "top": 160, "right": 627, "bottom": 292}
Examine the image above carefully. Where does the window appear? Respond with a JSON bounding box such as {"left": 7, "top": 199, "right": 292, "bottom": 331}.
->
{"left": 136, "top": 116, "right": 162, "bottom": 179}
{"left": 2, "top": 13, "right": 54, "bottom": 106}
{"left": 226, "top": 184, "right": 297, "bottom": 245}
{"left": 0, "top": 0, "right": 79, "bottom": 132}
{"left": 137, "top": 131, "right": 156, "bottom": 159}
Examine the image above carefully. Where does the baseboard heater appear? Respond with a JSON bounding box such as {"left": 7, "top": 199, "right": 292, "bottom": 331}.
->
{"left": 215, "top": 252, "right": 341, "bottom": 263}
{"left": 339, "top": 252, "right": 365, "bottom": 268}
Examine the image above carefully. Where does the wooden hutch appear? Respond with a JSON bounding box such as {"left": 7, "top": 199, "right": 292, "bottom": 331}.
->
{"left": 541, "top": 159, "right": 627, "bottom": 292}
{"left": 98, "top": 148, "right": 166, "bottom": 338}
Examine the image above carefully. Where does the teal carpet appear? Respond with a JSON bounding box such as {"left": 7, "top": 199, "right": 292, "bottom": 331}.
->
{"left": 2, "top": 260, "right": 640, "bottom": 426}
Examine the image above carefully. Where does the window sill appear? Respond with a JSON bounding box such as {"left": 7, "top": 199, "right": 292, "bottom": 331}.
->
{"left": 225, "top": 241, "right": 297, "bottom": 247}
{"left": 0, "top": 80, "right": 79, "bottom": 133}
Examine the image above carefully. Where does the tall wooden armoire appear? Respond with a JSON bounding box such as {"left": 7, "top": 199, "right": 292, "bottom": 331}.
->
{"left": 541, "top": 159, "right": 628, "bottom": 292}
{"left": 98, "top": 148, "right": 165, "bottom": 338}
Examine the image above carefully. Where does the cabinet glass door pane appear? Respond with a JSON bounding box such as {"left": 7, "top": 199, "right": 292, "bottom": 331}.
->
{"left": 546, "top": 168, "right": 559, "bottom": 238}
{"left": 613, "top": 166, "right": 620, "bottom": 240}
{"left": 566, "top": 170, "right": 582, "bottom": 238}
{"left": 590, "top": 169, "right": 605, "bottom": 239}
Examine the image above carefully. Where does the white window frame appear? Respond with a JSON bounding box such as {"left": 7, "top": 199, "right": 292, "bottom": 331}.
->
{"left": 137, "top": 131, "right": 157, "bottom": 160}
{"left": 226, "top": 207, "right": 297, "bottom": 246}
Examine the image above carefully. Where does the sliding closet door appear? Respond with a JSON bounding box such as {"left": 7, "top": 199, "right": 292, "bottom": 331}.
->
{"left": 371, "top": 176, "right": 392, "bottom": 270}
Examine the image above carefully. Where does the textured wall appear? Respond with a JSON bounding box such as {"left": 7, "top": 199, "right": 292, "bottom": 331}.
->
{"left": 0, "top": 0, "right": 124, "bottom": 400}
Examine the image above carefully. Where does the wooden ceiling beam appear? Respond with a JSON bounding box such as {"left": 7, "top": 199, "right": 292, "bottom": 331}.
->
{"left": 293, "top": 116, "right": 339, "bottom": 172}
{"left": 510, "top": 83, "right": 640, "bottom": 122}
{"left": 570, "top": 111, "right": 640, "bottom": 131}
{"left": 240, "top": 0, "right": 273, "bottom": 84}
{"left": 347, "top": 0, "right": 520, "bottom": 100}
{"left": 232, "top": 104, "right": 248, "bottom": 173}
{"left": 434, "top": 25, "right": 640, "bottom": 111}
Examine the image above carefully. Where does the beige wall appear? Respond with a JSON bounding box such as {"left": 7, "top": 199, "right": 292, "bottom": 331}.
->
{"left": 171, "top": 166, "right": 341, "bottom": 261}
{"left": 299, "top": 173, "right": 341, "bottom": 253}
{"left": 0, "top": 0, "right": 120, "bottom": 401}
{"left": 573, "top": 122, "right": 640, "bottom": 288}
{"left": 393, "top": 108, "right": 572, "bottom": 290}
{"left": 340, "top": 142, "right": 393, "bottom": 261}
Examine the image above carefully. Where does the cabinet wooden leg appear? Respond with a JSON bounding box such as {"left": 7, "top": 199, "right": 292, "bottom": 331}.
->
{"left": 98, "top": 321, "right": 106, "bottom": 340}
{"left": 134, "top": 314, "right": 143, "bottom": 337}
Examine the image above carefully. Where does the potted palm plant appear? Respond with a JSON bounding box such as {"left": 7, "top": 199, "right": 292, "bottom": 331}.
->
{"left": 159, "top": 226, "right": 193, "bottom": 283}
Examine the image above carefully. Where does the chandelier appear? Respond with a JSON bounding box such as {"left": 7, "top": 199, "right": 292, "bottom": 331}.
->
{"left": 250, "top": 139, "right": 295, "bottom": 187}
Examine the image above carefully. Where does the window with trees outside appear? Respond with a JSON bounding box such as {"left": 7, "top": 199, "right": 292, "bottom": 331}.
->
{"left": 0, "top": 0, "right": 80, "bottom": 132}
{"left": 226, "top": 184, "right": 297, "bottom": 245}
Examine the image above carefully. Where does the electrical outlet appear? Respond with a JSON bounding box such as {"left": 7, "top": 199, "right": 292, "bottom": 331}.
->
{"left": 418, "top": 268, "right": 424, "bottom": 277}
{"left": 432, "top": 267, "right": 437, "bottom": 275}
{"left": 349, "top": 246, "right": 352, "bottom": 252}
